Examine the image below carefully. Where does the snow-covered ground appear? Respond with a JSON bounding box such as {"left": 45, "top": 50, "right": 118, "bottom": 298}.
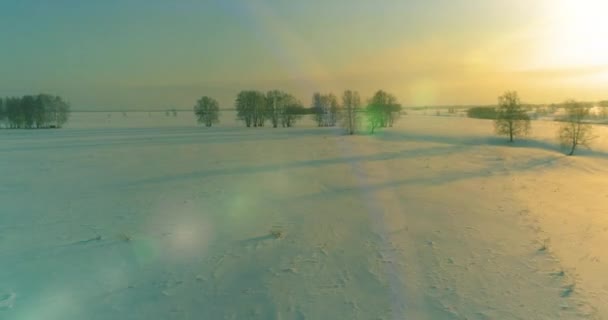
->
{"left": 1, "top": 111, "right": 607, "bottom": 319}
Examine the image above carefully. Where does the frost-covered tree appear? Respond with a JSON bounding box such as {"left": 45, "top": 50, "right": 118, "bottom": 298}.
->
{"left": 193, "top": 96, "right": 220, "bottom": 127}
{"left": 266, "top": 90, "right": 281, "bottom": 128}
{"left": 266, "top": 90, "right": 286, "bottom": 128}
{"left": 236, "top": 91, "right": 252, "bottom": 127}
{"left": 236, "top": 90, "right": 267, "bottom": 127}
{"left": 21, "top": 95, "right": 37, "bottom": 128}
{"left": 6, "top": 97, "right": 23, "bottom": 128}
{"left": 494, "top": 91, "right": 530, "bottom": 142}
{"left": 34, "top": 94, "right": 51, "bottom": 128}
{"left": 39, "top": 94, "right": 70, "bottom": 128}
{"left": 327, "top": 93, "right": 340, "bottom": 126}
{"left": 311, "top": 93, "right": 324, "bottom": 127}
{"left": 281, "top": 98, "right": 305, "bottom": 127}
{"left": 263, "top": 90, "right": 305, "bottom": 128}
{"left": 558, "top": 100, "right": 595, "bottom": 156}
{"left": 311, "top": 92, "right": 340, "bottom": 127}
{"left": 342, "top": 90, "right": 361, "bottom": 135}
{"left": 0, "top": 94, "right": 70, "bottom": 129}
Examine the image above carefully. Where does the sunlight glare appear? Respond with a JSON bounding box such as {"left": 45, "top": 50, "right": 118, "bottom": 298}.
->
{"left": 547, "top": 0, "right": 608, "bottom": 67}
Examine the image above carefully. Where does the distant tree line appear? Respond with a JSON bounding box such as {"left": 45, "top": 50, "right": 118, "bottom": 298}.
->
{"left": 235, "top": 90, "right": 307, "bottom": 128}
{"left": 166, "top": 108, "right": 178, "bottom": 117}
{"left": 193, "top": 89, "right": 403, "bottom": 133}
{"left": 467, "top": 106, "right": 498, "bottom": 119}
{"left": 0, "top": 94, "right": 70, "bottom": 129}
{"left": 233, "top": 89, "right": 402, "bottom": 133}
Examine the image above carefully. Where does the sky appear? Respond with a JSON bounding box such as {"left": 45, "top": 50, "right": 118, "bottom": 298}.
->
{"left": 1, "top": 0, "right": 607, "bottom": 109}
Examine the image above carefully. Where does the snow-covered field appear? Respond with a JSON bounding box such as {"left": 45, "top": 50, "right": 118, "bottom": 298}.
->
{"left": 1, "top": 111, "right": 608, "bottom": 319}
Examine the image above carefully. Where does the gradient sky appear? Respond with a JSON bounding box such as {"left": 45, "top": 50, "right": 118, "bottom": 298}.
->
{"left": 1, "top": 0, "right": 607, "bottom": 109}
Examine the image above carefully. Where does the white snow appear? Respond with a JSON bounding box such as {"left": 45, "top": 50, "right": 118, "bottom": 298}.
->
{"left": 1, "top": 111, "right": 607, "bottom": 319}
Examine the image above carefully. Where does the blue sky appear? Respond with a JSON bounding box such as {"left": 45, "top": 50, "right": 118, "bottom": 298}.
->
{"left": 1, "top": 0, "right": 607, "bottom": 109}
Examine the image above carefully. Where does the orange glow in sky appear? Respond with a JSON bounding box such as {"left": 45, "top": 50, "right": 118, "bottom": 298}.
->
{"left": 0, "top": 0, "right": 607, "bottom": 108}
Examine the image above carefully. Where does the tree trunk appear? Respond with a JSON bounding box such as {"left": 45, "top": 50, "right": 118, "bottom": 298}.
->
{"left": 273, "top": 97, "right": 277, "bottom": 128}
{"left": 569, "top": 130, "right": 577, "bottom": 155}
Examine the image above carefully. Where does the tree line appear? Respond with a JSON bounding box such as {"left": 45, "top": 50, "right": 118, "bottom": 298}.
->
{"left": 193, "top": 89, "right": 403, "bottom": 134}
{"left": 235, "top": 90, "right": 308, "bottom": 128}
{"left": 0, "top": 94, "right": 70, "bottom": 129}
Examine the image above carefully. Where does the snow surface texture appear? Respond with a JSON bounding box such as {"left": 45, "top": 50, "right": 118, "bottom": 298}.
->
{"left": 1, "top": 111, "right": 607, "bottom": 319}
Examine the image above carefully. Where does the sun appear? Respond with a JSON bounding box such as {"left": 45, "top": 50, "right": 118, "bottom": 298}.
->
{"left": 544, "top": 0, "right": 608, "bottom": 68}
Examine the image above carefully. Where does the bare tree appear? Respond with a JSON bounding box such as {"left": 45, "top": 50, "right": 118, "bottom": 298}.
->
{"left": 366, "top": 103, "right": 383, "bottom": 134}
{"left": 494, "top": 91, "right": 530, "bottom": 142}
{"left": 35, "top": 94, "right": 56, "bottom": 128}
{"left": 6, "top": 97, "right": 24, "bottom": 128}
{"left": 266, "top": 90, "right": 282, "bottom": 128}
{"left": 311, "top": 93, "right": 324, "bottom": 127}
{"left": 54, "top": 96, "right": 71, "bottom": 128}
{"left": 0, "top": 94, "right": 70, "bottom": 129}
{"left": 21, "top": 95, "right": 36, "bottom": 128}
{"left": 255, "top": 93, "right": 268, "bottom": 127}
{"left": 236, "top": 90, "right": 266, "bottom": 127}
{"left": 37, "top": 94, "right": 70, "bottom": 128}
{"left": 194, "top": 96, "right": 220, "bottom": 127}
{"left": 0, "top": 98, "right": 5, "bottom": 128}
{"left": 266, "top": 90, "right": 297, "bottom": 128}
{"left": 311, "top": 92, "right": 340, "bottom": 127}
{"left": 327, "top": 93, "right": 340, "bottom": 126}
{"left": 236, "top": 91, "right": 252, "bottom": 127}
{"left": 366, "top": 90, "right": 401, "bottom": 133}
{"left": 342, "top": 90, "right": 361, "bottom": 135}
{"left": 282, "top": 99, "right": 305, "bottom": 127}
{"left": 558, "top": 100, "right": 595, "bottom": 155}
